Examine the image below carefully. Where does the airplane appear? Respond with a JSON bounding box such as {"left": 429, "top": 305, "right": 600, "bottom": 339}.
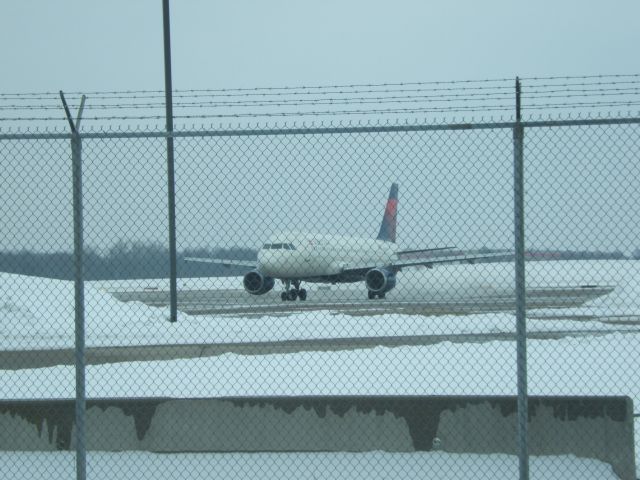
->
{"left": 185, "top": 183, "right": 507, "bottom": 301}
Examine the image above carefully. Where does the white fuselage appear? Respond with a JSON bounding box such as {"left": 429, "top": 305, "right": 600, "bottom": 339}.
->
{"left": 257, "top": 231, "right": 397, "bottom": 280}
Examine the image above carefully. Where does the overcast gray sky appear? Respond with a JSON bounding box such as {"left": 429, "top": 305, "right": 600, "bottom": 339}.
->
{"left": 2, "top": 1, "right": 639, "bottom": 92}
{"left": 1, "top": 1, "right": 639, "bottom": 256}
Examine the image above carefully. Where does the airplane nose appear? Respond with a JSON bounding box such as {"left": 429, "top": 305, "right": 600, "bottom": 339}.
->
{"left": 257, "top": 250, "right": 275, "bottom": 273}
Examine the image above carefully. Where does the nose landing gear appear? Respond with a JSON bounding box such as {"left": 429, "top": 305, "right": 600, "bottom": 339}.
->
{"left": 281, "top": 280, "right": 307, "bottom": 301}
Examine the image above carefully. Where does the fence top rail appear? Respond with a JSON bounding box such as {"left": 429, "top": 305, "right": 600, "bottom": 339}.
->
{"left": 1, "top": 116, "right": 639, "bottom": 141}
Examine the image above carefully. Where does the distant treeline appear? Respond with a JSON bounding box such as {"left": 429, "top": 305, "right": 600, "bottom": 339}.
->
{"left": 0, "top": 242, "right": 635, "bottom": 280}
{"left": 0, "top": 242, "right": 255, "bottom": 280}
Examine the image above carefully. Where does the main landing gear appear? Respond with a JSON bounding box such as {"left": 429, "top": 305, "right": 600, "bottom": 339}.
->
{"left": 281, "top": 280, "right": 307, "bottom": 301}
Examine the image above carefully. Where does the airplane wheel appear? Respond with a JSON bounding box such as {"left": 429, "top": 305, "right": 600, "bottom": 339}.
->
{"left": 379, "top": 293, "right": 386, "bottom": 299}
{"left": 288, "top": 290, "right": 298, "bottom": 301}
{"left": 281, "top": 292, "right": 288, "bottom": 301}
{"left": 368, "top": 291, "right": 375, "bottom": 300}
{"left": 298, "top": 289, "right": 307, "bottom": 301}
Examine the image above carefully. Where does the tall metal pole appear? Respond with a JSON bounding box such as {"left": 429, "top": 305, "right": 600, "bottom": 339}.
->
{"left": 513, "top": 77, "right": 529, "bottom": 480}
{"left": 163, "top": 0, "right": 178, "bottom": 322}
{"left": 60, "top": 91, "right": 87, "bottom": 480}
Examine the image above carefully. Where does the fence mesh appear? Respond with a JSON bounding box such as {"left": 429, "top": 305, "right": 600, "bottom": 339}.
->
{"left": 1, "top": 109, "right": 639, "bottom": 479}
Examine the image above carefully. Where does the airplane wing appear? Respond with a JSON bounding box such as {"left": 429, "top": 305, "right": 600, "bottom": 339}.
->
{"left": 184, "top": 257, "right": 257, "bottom": 269}
{"left": 396, "top": 247, "right": 456, "bottom": 256}
{"left": 390, "top": 251, "right": 513, "bottom": 269}
{"left": 341, "top": 251, "right": 512, "bottom": 275}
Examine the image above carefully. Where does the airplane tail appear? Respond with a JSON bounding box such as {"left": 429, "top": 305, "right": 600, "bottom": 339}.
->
{"left": 377, "top": 183, "right": 398, "bottom": 243}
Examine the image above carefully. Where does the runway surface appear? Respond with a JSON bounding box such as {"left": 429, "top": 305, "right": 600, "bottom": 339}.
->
{"left": 3, "top": 284, "right": 630, "bottom": 370}
{"left": 112, "top": 285, "right": 614, "bottom": 316}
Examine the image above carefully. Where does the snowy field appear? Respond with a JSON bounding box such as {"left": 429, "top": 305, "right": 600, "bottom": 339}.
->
{"left": 1, "top": 260, "right": 637, "bottom": 351}
{"left": 1, "top": 260, "right": 639, "bottom": 478}
{"left": 0, "top": 451, "right": 621, "bottom": 480}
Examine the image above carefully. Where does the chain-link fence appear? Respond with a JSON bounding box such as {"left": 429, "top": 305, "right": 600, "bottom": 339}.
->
{"left": 1, "top": 82, "right": 640, "bottom": 480}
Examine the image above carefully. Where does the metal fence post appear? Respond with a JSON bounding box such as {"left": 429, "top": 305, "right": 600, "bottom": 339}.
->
{"left": 513, "top": 77, "right": 529, "bottom": 480}
{"left": 60, "top": 91, "right": 87, "bottom": 480}
{"left": 163, "top": 0, "right": 179, "bottom": 323}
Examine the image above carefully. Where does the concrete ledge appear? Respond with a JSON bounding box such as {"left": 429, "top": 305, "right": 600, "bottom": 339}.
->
{"left": 0, "top": 396, "right": 635, "bottom": 480}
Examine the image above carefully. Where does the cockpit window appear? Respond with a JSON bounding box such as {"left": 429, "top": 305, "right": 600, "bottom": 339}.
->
{"left": 262, "top": 244, "right": 271, "bottom": 249}
{"left": 288, "top": 243, "right": 296, "bottom": 250}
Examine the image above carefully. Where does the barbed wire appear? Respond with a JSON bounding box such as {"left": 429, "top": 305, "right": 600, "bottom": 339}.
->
{"left": 3, "top": 88, "right": 639, "bottom": 112}
{"left": 1, "top": 73, "right": 638, "bottom": 98}
{"left": 0, "top": 93, "right": 517, "bottom": 111}
{"left": 0, "top": 77, "right": 514, "bottom": 98}
{"left": 4, "top": 103, "right": 640, "bottom": 123}
{"left": 0, "top": 75, "right": 639, "bottom": 124}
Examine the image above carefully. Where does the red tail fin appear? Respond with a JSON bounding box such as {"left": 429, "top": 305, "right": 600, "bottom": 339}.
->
{"left": 377, "top": 183, "right": 398, "bottom": 243}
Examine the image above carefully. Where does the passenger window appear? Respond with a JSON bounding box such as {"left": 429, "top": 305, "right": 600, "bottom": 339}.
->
{"left": 283, "top": 244, "right": 290, "bottom": 250}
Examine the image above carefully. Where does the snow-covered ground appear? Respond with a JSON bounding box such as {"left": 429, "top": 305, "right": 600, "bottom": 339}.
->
{"left": 1, "top": 260, "right": 639, "bottom": 478}
{"left": 1, "top": 260, "right": 637, "bottom": 350}
{"left": 0, "top": 451, "right": 620, "bottom": 480}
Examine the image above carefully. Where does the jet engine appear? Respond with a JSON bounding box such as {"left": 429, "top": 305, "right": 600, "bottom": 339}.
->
{"left": 243, "top": 270, "right": 275, "bottom": 295}
{"left": 365, "top": 267, "right": 396, "bottom": 294}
